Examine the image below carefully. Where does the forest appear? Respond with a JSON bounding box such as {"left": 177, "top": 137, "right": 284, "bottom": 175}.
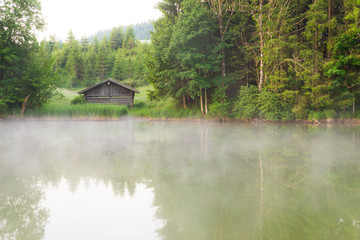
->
{"left": 1, "top": 0, "right": 360, "bottom": 121}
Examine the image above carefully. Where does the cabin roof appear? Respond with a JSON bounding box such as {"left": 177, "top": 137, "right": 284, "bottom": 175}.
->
{"left": 78, "top": 78, "right": 140, "bottom": 94}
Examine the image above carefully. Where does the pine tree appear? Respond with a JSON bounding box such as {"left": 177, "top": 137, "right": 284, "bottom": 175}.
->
{"left": 145, "top": 0, "right": 185, "bottom": 106}
{"left": 96, "top": 37, "right": 109, "bottom": 80}
{"left": 110, "top": 27, "right": 124, "bottom": 51}
{"left": 124, "top": 26, "right": 136, "bottom": 50}
{"left": 112, "top": 49, "right": 125, "bottom": 81}
{"left": 170, "top": 0, "right": 220, "bottom": 114}
{"left": 206, "top": 0, "right": 237, "bottom": 85}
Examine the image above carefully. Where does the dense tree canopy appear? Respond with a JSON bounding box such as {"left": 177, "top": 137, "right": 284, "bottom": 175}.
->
{"left": 0, "top": 0, "right": 56, "bottom": 115}
{"left": 38, "top": 26, "right": 149, "bottom": 89}
{"left": 146, "top": 0, "right": 360, "bottom": 120}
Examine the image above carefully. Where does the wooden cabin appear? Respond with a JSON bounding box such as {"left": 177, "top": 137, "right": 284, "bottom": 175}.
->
{"left": 78, "top": 79, "right": 140, "bottom": 107}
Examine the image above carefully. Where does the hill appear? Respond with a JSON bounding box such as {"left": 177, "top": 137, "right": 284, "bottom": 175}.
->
{"left": 92, "top": 21, "right": 154, "bottom": 41}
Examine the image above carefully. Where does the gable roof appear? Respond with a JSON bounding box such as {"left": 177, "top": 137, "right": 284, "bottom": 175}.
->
{"left": 78, "top": 79, "right": 140, "bottom": 94}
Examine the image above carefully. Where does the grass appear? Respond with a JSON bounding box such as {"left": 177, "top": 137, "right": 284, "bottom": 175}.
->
{"left": 129, "top": 85, "right": 203, "bottom": 119}
{"left": 27, "top": 103, "right": 128, "bottom": 119}
{"left": 308, "top": 110, "right": 360, "bottom": 121}
{"left": 130, "top": 99, "right": 203, "bottom": 119}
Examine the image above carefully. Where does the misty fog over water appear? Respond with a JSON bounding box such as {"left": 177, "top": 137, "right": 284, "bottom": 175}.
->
{"left": 1, "top": 120, "right": 360, "bottom": 240}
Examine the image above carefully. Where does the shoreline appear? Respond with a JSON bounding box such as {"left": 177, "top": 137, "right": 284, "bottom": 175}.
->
{"left": 1, "top": 115, "right": 360, "bottom": 126}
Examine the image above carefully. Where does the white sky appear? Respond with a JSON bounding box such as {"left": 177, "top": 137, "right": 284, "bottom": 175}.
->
{"left": 39, "top": 0, "right": 162, "bottom": 41}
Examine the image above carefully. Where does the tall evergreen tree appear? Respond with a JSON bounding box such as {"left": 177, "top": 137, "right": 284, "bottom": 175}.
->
{"left": 124, "top": 26, "right": 136, "bottom": 50}
{"left": 96, "top": 37, "right": 109, "bottom": 80}
{"left": 170, "top": 0, "right": 220, "bottom": 114}
{"left": 205, "top": 0, "right": 237, "bottom": 85}
{"left": 112, "top": 49, "right": 125, "bottom": 81}
{"left": 110, "top": 26, "right": 124, "bottom": 51}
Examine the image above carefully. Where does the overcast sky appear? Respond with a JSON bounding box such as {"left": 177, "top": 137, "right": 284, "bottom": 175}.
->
{"left": 38, "top": 0, "right": 162, "bottom": 41}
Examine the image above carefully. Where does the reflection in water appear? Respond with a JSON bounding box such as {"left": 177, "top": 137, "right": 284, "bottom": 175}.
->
{"left": 42, "top": 178, "right": 161, "bottom": 240}
{"left": 0, "top": 176, "right": 48, "bottom": 240}
{"left": 0, "top": 121, "right": 360, "bottom": 239}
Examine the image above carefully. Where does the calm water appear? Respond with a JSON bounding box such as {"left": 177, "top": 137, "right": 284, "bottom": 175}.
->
{"left": 0, "top": 120, "right": 360, "bottom": 240}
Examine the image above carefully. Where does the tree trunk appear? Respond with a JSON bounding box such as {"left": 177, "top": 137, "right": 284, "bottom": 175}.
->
{"left": 353, "top": 100, "right": 355, "bottom": 115}
{"left": 20, "top": 94, "right": 31, "bottom": 119}
{"left": 218, "top": 1, "right": 226, "bottom": 87}
{"left": 258, "top": 0, "right": 265, "bottom": 92}
{"left": 205, "top": 88, "right": 208, "bottom": 115}
{"left": 182, "top": 80, "right": 187, "bottom": 109}
{"left": 200, "top": 87, "right": 204, "bottom": 115}
{"left": 221, "top": 48, "right": 226, "bottom": 87}
{"left": 314, "top": 23, "right": 319, "bottom": 82}
{"left": 327, "top": 0, "right": 332, "bottom": 59}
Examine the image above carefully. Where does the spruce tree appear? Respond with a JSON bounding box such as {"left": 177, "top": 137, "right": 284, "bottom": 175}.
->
{"left": 112, "top": 49, "right": 125, "bottom": 81}
{"left": 124, "top": 26, "right": 136, "bottom": 50}
{"left": 110, "top": 27, "right": 124, "bottom": 51}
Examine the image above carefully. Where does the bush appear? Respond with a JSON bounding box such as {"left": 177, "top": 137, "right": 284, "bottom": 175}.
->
{"left": 209, "top": 86, "right": 231, "bottom": 118}
{"left": 233, "top": 86, "right": 259, "bottom": 119}
{"left": 0, "top": 100, "right": 8, "bottom": 117}
{"left": 258, "top": 90, "right": 283, "bottom": 121}
{"left": 292, "top": 95, "right": 308, "bottom": 119}
{"left": 338, "top": 111, "right": 354, "bottom": 120}
{"left": 147, "top": 90, "right": 158, "bottom": 101}
{"left": 233, "top": 86, "right": 294, "bottom": 121}
{"left": 323, "top": 110, "right": 337, "bottom": 119}
{"left": 71, "top": 95, "right": 85, "bottom": 105}
{"left": 259, "top": 90, "right": 294, "bottom": 121}
{"left": 308, "top": 111, "right": 321, "bottom": 121}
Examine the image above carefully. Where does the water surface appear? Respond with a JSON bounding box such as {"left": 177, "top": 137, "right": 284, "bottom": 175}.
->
{"left": 1, "top": 120, "right": 360, "bottom": 239}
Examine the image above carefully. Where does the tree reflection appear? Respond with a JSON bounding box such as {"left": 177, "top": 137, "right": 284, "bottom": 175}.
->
{"left": 0, "top": 175, "right": 48, "bottom": 240}
{"left": 144, "top": 124, "right": 360, "bottom": 240}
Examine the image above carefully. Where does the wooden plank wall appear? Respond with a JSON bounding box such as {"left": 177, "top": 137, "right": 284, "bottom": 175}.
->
{"left": 86, "top": 96, "right": 133, "bottom": 105}
{"left": 84, "top": 82, "right": 134, "bottom": 106}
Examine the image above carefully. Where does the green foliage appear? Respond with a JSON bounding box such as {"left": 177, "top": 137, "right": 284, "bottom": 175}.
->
{"left": 233, "top": 86, "right": 259, "bottom": 119}
{"left": 0, "top": 0, "right": 58, "bottom": 115}
{"left": 71, "top": 95, "right": 86, "bottom": 105}
{"left": 308, "top": 110, "right": 338, "bottom": 121}
{"left": 148, "top": 0, "right": 221, "bottom": 113}
{"left": 292, "top": 95, "right": 308, "bottom": 119}
{"left": 147, "top": 90, "right": 158, "bottom": 101}
{"left": 124, "top": 26, "right": 136, "bottom": 50}
{"left": 323, "top": 109, "right": 337, "bottom": 119}
{"left": 308, "top": 111, "right": 321, "bottom": 121}
{"left": 258, "top": 90, "right": 290, "bottom": 121}
{"left": 233, "top": 86, "right": 294, "bottom": 121}
{"left": 110, "top": 26, "right": 124, "bottom": 51}
{"left": 27, "top": 104, "right": 128, "bottom": 118}
{"left": 112, "top": 49, "right": 125, "bottom": 81}
{"left": 129, "top": 98, "right": 202, "bottom": 119}
{"left": 40, "top": 24, "right": 149, "bottom": 92}
{"left": 209, "top": 86, "right": 231, "bottom": 118}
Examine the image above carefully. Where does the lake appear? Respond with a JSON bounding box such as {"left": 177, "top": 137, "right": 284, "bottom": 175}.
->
{"left": 0, "top": 120, "right": 360, "bottom": 240}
